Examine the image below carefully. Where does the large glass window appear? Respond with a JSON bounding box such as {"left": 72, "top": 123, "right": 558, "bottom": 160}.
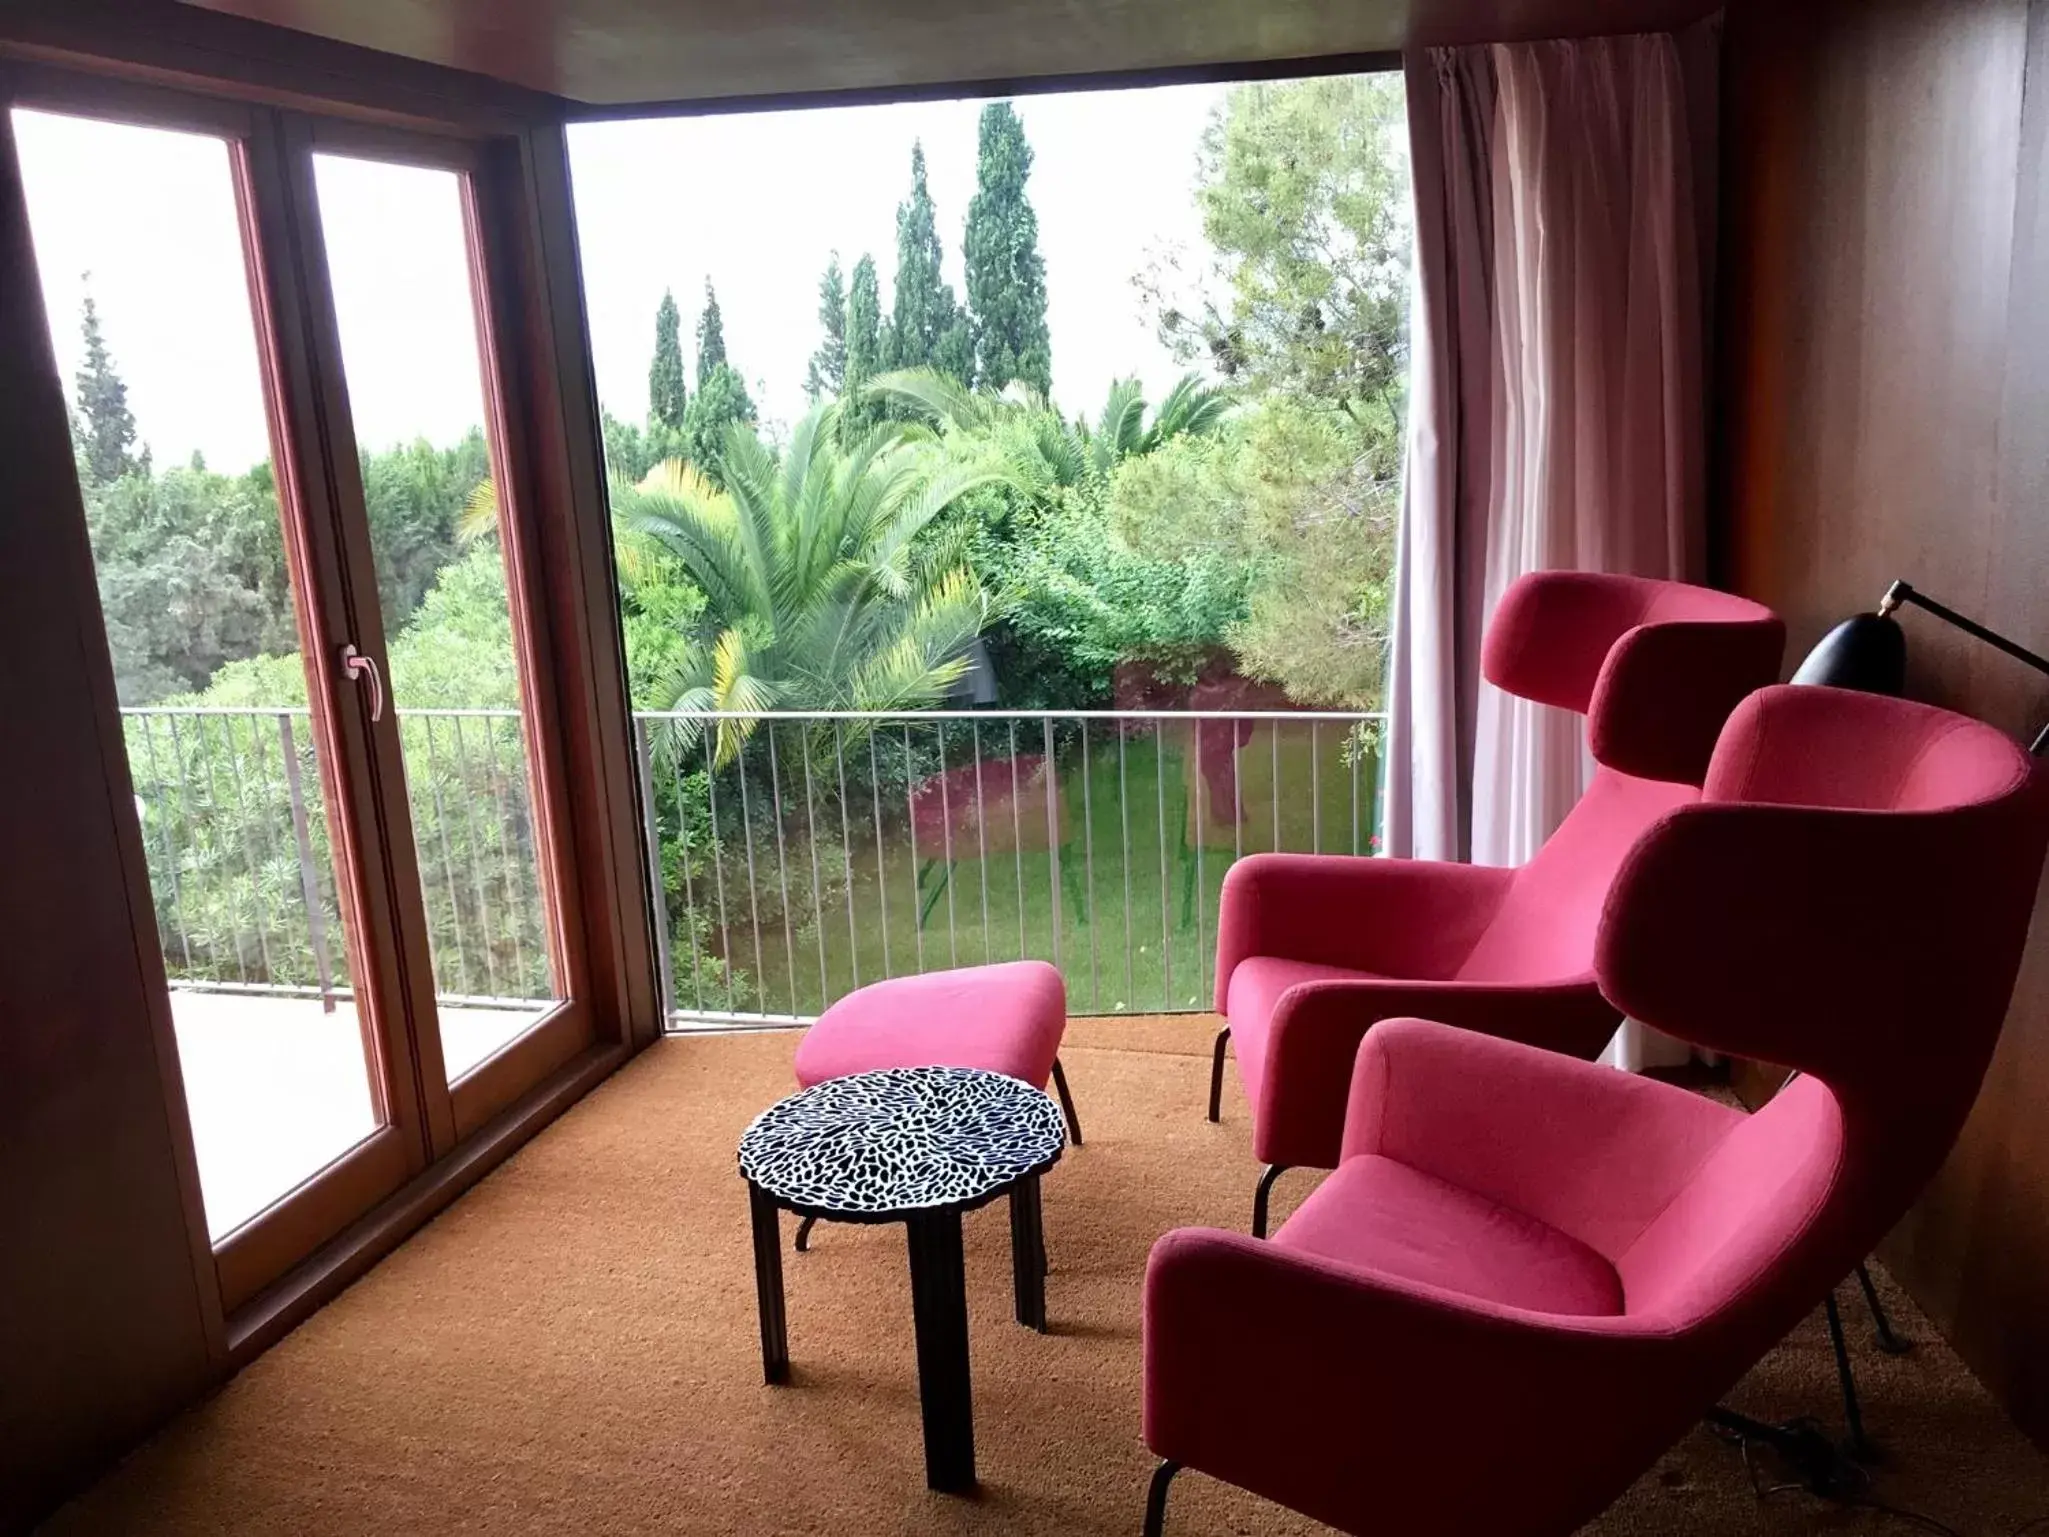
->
{"left": 567, "top": 76, "right": 1412, "bottom": 1024}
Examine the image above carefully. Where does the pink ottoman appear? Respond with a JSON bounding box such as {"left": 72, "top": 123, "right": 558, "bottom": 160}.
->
{"left": 789, "top": 961, "right": 1082, "bottom": 1252}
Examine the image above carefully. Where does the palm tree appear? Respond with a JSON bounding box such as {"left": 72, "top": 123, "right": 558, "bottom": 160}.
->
{"left": 612, "top": 402, "right": 1005, "bottom": 763}
{"left": 1088, "top": 373, "right": 1234, "bottom": 471}
{"left": 867, "top": 366, "right": 1232, "bottom": 489}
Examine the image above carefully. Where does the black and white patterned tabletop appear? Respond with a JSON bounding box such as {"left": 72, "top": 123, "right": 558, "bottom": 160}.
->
{"left": 739, "top": 1066, "right": 1066, "bottom": 1220}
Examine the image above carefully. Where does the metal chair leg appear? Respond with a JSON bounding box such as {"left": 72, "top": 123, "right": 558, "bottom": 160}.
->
{"left": 794, "top": 1214, "right": 818, "bottom": 1253}
{"left": 1856, "top": 1261, "right": 1912, "bottom": 1354}
{"left": 1825, "top": 1290, "right": 1874, "bottom": 1458}
{"left": 1051, "top": 1056, "right": 1083, "bottom": 1146}
{"left": 1207, "top": 1027, "right": 1229, "bottom": 1123}
{"left": 1252, "top": 1163, "right": 1290, "bottom": 1239}
{"left": 1142, "top": 1459, "right": 1181, "bottom": 1537}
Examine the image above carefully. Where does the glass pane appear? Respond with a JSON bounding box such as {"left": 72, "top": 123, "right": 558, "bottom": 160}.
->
{"left": 12, "top": 108, "right": 382, "bottom": 1240}
{"left": 566, "top": 74, "right": 1409, "bottom": 1030}
{"left": 311, "top": 152, "right": 560, "bottom": 1082}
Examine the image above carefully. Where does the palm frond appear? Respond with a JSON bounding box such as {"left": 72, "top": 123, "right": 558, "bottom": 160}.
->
{"left": 865, "top": 459, "right": 1015, "bottom": 580}
{"left": 1095, "top": 378, "right": 1148, "bottom": 470}
{"left": 846, "top": 567, "right": 989, "bottom": 712}
{"left": 866, "top": 367, "right": 994, "bottom": 431}
{"left": 618, "top": 401, "right": 999, "bottom": 725}
{"left": 457, "top": 478, "right": 499, "bottom": 544}
{"left": 719, "top": 425, "right": 795, "bottom": 628}
{"left": 613, "top": 459, "right": 759, "bottom": 624}
{"left": 1150, "top": 373, "right": 1234, "bottom": 446}
{"left": 706, "top": 627, "right": 781, "bottom": 765}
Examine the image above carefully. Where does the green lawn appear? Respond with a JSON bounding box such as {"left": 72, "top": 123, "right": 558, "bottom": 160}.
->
{"left": 659, "top": 723, "right": 1381, "bottom": 1021}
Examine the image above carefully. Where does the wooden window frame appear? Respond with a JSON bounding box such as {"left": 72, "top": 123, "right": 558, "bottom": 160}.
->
{"left": 0, "top": 54, "right": 657, "bottom": 1330}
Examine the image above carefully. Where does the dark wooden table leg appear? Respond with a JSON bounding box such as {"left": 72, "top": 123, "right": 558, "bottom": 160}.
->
{"left": 905, "top": 1208, "right": 975, "bottom": 1492}
{"left": 748, "top": 1182, "right": 790, "bottom": 1385}
{"left": 1009, "top": 1175, "right": 1047, "bottom": 1332}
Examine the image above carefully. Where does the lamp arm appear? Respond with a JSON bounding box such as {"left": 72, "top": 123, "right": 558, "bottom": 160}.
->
{"left": 1881, "top": 581, "right": 2049, "bottom": 681}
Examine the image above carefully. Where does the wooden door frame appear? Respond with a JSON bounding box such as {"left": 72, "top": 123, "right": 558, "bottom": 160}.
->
{"left": 217, "top": 107, "right": 446, "bottom": 1307}
{"left": 0, "top": 53, "right": 660, "bottom": 1333}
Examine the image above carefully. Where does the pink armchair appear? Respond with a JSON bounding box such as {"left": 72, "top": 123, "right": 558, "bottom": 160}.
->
{"left": 1211, "top": 570, "right": 1785, "bottom": 1233}
{"left": 1143, "top": 686, "right": 2049, "bottom": 1537}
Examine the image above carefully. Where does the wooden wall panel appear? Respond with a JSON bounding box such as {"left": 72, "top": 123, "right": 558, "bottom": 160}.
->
{"left": 1718, "top": 0, "right": 2049, "bottom": 1442}
{"left": 0, "top": 108, "right": 222, "bottom": 1531}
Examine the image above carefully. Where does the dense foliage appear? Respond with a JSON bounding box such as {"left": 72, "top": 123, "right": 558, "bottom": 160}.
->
{"left": 1143, "top": 73, "right": 1411, "bottom": 431}
{"left": 75, "top": 73, "right": 1411, "bottom": 722}
{"left": 81, "top": 422, "right": 491, "bottom": 707}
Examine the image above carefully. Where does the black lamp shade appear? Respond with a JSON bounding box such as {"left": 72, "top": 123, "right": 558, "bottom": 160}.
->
{"left": 1790, "top": 613, "right": 1907, "bottom": 695}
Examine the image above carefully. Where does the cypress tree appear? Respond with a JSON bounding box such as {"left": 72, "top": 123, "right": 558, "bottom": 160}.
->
{"left": 843, "top": 253, "right": 884, "bottom": 429}
{"left": 648, "top": 288, "right": 688, "bottom": 431}
{"left": 681, "top": 362, "right": 756, "bottom": 487}
{"left": 963, "top": 101, "right": 1052, "bottom": 395}
{"left": 74, "top": 285, "right": 143, "bottom": 486}
{"left": 696, "top": 278, "right": 728, "bottom": 390}
{"left": 883, "top": 142, "right": 968, "bottom": 381}
{"left": 805, "top": 254, "right": 849, "bottom": 401}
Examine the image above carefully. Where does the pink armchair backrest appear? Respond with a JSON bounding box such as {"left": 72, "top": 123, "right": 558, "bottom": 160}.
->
{"left": 1447, "top": 572, "right": 1785, "bottom": 987}
{"left": 1483, "top": 571, "right": 1786, "bottom": 785}
{"left": 1596, "top": 685, "right": 2049, "bottom": 1324}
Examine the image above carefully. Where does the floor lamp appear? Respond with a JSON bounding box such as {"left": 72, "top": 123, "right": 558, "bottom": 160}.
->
{"left": 1782, "top": 578, "right": 2047, "bottom": 1458}
{"left": 1793, "top": 580, "right": 2049, "bottom": 755}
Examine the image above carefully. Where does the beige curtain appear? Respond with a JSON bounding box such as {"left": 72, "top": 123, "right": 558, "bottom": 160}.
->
{"left": 1471, "top": 34, "right": 1708, "bottom": 868}
{"left": 1384, "top": 29, "right": 1717, "bottom": 1068}
{"left": 1385, "top": 30, "right": 1714, "bottom": 866}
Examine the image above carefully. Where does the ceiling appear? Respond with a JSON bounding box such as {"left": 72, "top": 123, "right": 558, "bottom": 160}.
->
{"left": 175, "top": 0, "right": 1722, "bottom": 111}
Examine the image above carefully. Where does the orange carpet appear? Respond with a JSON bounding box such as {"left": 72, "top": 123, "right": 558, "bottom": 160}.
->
{"left": 45, "top": 1018, "right": 2049, "bottom": 1535}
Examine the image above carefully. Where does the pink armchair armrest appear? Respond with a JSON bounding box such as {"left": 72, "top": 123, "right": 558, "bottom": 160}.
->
{"left": 1212, "top": 853, "right": 1513, "bottom": 1011}
{"left": 1143, "top": 1227, "right": 1695, "bottom": 1537}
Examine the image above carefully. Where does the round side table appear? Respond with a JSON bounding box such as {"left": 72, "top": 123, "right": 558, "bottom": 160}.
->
{"left": 737, "top": 1065, "right": 1067, "bottom": 1493}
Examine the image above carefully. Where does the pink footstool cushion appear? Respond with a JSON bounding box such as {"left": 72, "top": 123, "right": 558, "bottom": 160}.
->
{"left": 795, "top": 961, "right": 1068, "bottom": 1090}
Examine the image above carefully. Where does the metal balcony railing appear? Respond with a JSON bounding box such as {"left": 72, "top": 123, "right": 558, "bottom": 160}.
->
{"left": 632, "top": 709, "right": 1385, "bottom": 1029}
{"left": 122, "top": 705, "right": 1386, "bottom": 1029}
{"left": 120, "top": 706, "right": 550, "bottom": 1012}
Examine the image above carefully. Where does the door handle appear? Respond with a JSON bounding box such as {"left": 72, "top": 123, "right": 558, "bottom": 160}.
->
{"left": 340, "top": 644, "right": 385, "bottom": 722}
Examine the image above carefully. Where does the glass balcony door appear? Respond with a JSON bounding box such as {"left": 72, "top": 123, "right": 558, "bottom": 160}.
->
{"left": 296, "top": 125, "right": 594, "bottom": 1139}
{"left": 8, "top": 80, "right": 597, "bottom": 1309}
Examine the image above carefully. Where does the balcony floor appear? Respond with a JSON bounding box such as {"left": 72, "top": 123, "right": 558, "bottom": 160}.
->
{"left": 52, "top": 1017, "right": 2049, "bottom": 1536}
{"left": 168, "top": 988, "right": 545, "bottom": 1240}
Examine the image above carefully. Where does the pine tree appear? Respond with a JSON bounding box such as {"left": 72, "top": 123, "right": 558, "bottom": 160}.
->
{"left": 805, "top": 254, "right": 849, "bottom": 402}
{"left": 648, "top": 288, "right": 688, "bottom": 431}
{"left": 696, "top": 278, "right": 728, "bottom": 390}
{"left": 75, "top": 284, "right": 144, "bottom": 486}
{"left": 963, "top": 101, "right": 1053, "bottom": 395}
{"left": 883, "top": 142, "right": 968, "bottom": 381}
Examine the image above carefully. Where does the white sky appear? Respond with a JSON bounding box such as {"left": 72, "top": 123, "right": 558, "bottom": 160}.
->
{"left": 567, "top": 84, "right": 1224, "bottom": 433}
{"left": 14, "top": 111, "right": 276, "bottom": 473}
{"left": 12, "top": 84, "right": 1227, "bottom": 474}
